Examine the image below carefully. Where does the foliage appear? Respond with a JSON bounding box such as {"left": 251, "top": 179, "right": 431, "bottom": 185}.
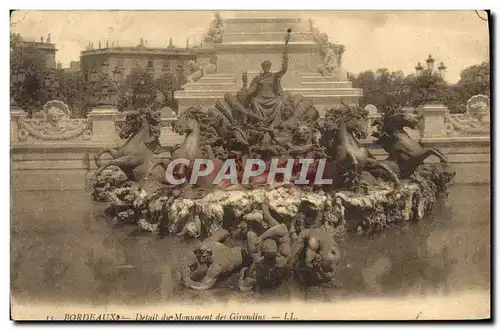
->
{"left": 10, "top": 35, "right": 49, "bottom": 114}
{"left": 10, "top": 33, "right": 92, "bottom": 117}
{"left": 115, "top": 68, "right": 182, "bottom": 112}
{"left": 350, "top": 62, "right": 490, "bottom": 113}
{"left": 58, "top": 71, "right": 93, "bottom": 117}
{"left": 349, "top": 69, "right": 409, "bottom": 109}
{"left": 406, "top": 71, "right": 449, "bottom": 108}
{"left": 444, "top": 61, "right": 490, "bottom": 113}
{"left": 115, "top": 69, "right": 155, "bottom": 111}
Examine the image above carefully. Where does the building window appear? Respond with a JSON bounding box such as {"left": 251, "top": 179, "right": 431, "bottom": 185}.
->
{"left": 147, "top": 60, "right": 155, "bottom": 74}
{"left": 112, "top": 67, "right": 123, "bottom": 83}
{"left": 101, "top": 60, "right": 110, "bottom": 74}
{"left": 162, "top": 60, "right": 171, "bottom": 72}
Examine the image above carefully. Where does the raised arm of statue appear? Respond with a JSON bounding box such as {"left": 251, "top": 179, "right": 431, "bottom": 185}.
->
{"left": 242, "top": 70, "right": 248, "bottom": 87}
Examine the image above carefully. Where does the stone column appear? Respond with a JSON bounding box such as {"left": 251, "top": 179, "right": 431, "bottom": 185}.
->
{"left": 417, "top": 103, "right": 448, "bottom": 139}
{"left": 10, "top": 106, "right": 27, "bottom": 142}
{"left": 86, "top": 106, "right": 120, "bottom": 143}
{"left": 159, "top": 115, "right": 184, "bottom": 147}
{"left": 401, "top": 106, "right": 415, "bottom": 114}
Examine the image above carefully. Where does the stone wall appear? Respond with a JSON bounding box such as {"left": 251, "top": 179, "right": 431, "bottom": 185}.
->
{"left": 10, "top": 102, "right": 490, "bottom": 192}
{"left": 10, "top": 104, "right": 181, "bottom": 192}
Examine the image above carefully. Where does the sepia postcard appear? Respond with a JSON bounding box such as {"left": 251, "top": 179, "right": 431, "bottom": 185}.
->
{"left": 9, "top": 10, "right": 491, "bottom": 321}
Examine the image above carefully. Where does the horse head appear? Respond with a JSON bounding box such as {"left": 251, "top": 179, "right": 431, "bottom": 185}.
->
{"left": 392, "top": 111, "right": 420, "bottom": 130}
{"left": 373, "top": 106, "right": 419, "bottom": 139}
{"left": 291, "top": 123, "right": 314, "bottom": 144}
{"left": 119, "top": 111, "right": 145, "bottom": 139}
{"left": 325, "top": 104, "right": 369, "bottom": 140}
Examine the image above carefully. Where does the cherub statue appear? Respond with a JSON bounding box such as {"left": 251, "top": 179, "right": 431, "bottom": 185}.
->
{"left": 181, "top": 229, "right": 250, "bottom": 290}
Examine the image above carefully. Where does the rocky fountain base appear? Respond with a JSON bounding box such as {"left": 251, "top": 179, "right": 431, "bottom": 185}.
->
{"left": 88, "top": 164, "right": 455, "bottom": 239}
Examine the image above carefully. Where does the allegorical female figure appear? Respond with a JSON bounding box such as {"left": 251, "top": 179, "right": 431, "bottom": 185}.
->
{"left": 223, "top": 31, "right": 291, "bottom": 131}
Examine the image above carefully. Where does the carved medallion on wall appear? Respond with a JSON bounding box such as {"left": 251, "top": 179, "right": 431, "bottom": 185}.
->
{"left": 18, "top": 100, "right": 92, "bottom": 141}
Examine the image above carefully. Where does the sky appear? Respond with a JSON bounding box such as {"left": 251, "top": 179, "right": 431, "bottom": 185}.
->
{"left": 10, "top": 10, "right": 490, "bottom": 83}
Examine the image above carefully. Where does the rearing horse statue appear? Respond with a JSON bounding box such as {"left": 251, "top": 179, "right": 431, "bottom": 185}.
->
{"left": 372, "top": 106, "right": 448, "bottom": 179}
{"left": 93, "top": 108, "right": 161, "bottom": 181}
{"left": 145, "top": 107, "right": 209, "bottom": 185}
{"left": 320, "top": 104, "right": 401, "bottom": 189}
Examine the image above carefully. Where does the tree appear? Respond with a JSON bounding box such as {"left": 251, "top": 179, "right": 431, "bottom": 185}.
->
{"left": 457, "top": 61, "right": 490, "bottom": 95}
{"left": 116, "top": 69, "right": 156, "bottom": 111}
{"left": 10, "top": 33, "right": 92, "bottom": 117}
{"left": 58, "top": 71, "right": 92, "bottom": 117}
{"left": 350, "top": 61, "right": 489, "bottom": 114}
{"left": 406, "top": 71, "right": 449, "bottom": 108}
{"left": 349, "top": 68, "right": 409, "bottom": 110}
{"left": 116, "top": 69, "right": 182, "bottom": 112}
{"left": 155, "top": 73, "right": 181, "bottom": 111}
{"left": 10, "top": 34, "right": 48, "bottom": 114}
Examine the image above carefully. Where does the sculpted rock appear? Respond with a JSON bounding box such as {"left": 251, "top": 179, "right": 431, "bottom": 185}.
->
{"left": 87, "top": 165, "right": 129, "bottom": 202}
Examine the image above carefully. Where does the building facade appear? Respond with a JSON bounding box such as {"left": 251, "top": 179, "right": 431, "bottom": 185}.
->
{"left": 67, "top": 61, "right": 81, "bottom": 72}
{"left": 79, "top": 41, "right": 198, "bottom": 84}
{"left": 17, "top": 35, "right": 57, "bottom": 69}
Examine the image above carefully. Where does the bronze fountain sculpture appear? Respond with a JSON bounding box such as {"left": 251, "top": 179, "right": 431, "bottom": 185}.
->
{"left": 88, "top": 29, "right": 455, "bottom": 293}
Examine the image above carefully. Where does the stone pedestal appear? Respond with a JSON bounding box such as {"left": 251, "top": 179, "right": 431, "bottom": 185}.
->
{"left": 401, "top": 106, "right": 421, "bottom": 141}
{"left": 401, "top": 106, "right": 415, "bottom": 114}
{"left": 176, "top": 15, "right": 362, "bottom": 116}
{"left": 10, "top": 106, "right": 27, "bottom": 143}
{"left": 417, "top": 103, "right": 448, "bottom": 139}
{"left": 214, "top": 17, "right": 321, "bottom": 74}
{"left": 175, "top": 72, "right": 362, "bottom": 116}
{"left": 159, "top": 118, "right": 184, "bottom": 147}
{"left": 86, "top": 106, "right": 120, "bottom": 143}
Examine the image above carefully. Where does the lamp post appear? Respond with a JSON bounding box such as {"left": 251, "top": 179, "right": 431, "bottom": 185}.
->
{"left": 415, "top": 62, "right": 424, "bottom": 77}
{"left": 101, "top": 60, "right": 110, "bottom": 75}
{"left": 438, "top": 61, "right": 447, "bottom": 79}
{"left": 44, "top": 71, "right": 58, "bottom": 100}
{"left": 112, "top": 66, "right": 123, "bottom": 84}
{"left": 426, "top": 54, "right": 435, "bottom": 72}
